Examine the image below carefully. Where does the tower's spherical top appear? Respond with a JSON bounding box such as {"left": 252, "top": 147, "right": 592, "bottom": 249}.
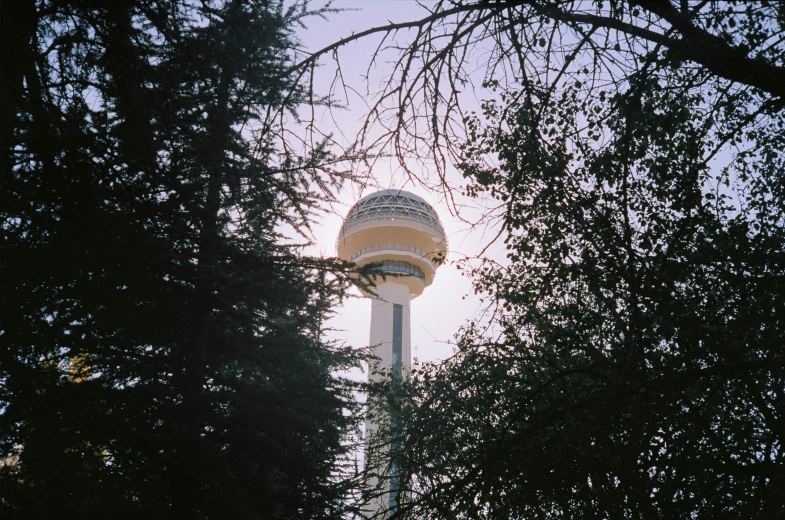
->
{"left": 336, "top": 189, "right": 448, "bottom": 298}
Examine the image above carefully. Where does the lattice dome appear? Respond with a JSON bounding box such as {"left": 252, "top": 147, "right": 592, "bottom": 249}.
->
{"left": 340, "top": 189, "right": 446, "bottom": 242}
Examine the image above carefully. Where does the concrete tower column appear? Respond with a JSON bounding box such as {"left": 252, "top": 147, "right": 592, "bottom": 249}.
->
{"left": 369, "top": 282, "right": 411, "bottom": 380}
{"left": 364, "top": 282, "right": 411, "bottom": 517}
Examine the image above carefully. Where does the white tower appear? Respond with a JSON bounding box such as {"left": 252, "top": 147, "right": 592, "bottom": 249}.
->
{"left": 337, "top": 190, "right": 448, "bottom": 517}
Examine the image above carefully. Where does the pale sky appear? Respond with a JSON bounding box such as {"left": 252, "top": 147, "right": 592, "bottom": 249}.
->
{"left": 297, "top": 2, "right": 500, "bottom": 371}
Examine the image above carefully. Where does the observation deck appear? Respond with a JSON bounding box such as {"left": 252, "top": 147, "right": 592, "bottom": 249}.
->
{"left": 337, "top": 190, "right": 448, "bottom": 298}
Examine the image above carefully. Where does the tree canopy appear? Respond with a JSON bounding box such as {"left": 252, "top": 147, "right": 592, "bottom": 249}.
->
{"left": 2, "top": 1, "right": 365, "bottom": 518}
{"left": 303, "top": 1, "right": 785, "bottom": 518}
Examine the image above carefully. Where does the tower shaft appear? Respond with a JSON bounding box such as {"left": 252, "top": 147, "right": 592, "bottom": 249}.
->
{"left": 365, "top": 282, "right": 410, "bottom": 517}
{"left": 369, "top": 282, "right": 411, "bottom": 380}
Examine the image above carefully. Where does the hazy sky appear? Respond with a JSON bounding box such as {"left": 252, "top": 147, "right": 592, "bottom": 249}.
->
{"left": 297, "top": 2, "right": 500, "bottom": 369}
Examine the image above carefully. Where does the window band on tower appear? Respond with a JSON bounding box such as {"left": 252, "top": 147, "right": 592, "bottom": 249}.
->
{"left": 392, "top": 304, "right": 403, "bottom": 379}
{"left": 390, "top": 304, "right": 403, "bottom": 512}
{"left": 371, "top": 260, "right": 426, "bottom": 284}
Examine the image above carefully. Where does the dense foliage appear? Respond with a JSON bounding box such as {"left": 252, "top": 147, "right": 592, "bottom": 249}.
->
{"left": 399, "top": 67, "right": 785, "bottom": 519}
{"left": 311, "top": 1, "right": 785, "bottom": 518}
{"left": 2, "top": 1, "right": 363, "bottom": 518}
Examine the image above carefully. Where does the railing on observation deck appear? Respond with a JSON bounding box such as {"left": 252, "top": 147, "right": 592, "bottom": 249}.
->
{"left": 338, "top": 209, "right": 446, "bottom": 243}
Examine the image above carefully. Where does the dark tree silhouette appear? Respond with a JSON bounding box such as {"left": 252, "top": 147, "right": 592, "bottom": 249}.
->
{"left": 300, "top": 2, "right": 785, "bottom": 518}
{"left": 2, "top": 1, "right": 365, "bottom": 518}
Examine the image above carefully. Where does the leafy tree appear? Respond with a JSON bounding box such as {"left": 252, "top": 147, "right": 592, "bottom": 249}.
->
{"left": 303, "top": 1, "right": 785, "bottom": 518}
{"left": 398, "top": 65, "right": 785, "bottom": 519}
{"left": 1, "top": 1, "right": 364, "bottom": 518}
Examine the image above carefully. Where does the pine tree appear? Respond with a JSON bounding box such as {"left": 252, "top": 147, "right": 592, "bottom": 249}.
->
{"left": 2, "top": 1, "right": 363, "bottom": 517}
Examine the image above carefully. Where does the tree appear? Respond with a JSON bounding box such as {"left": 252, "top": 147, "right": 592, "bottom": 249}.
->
{"left": 304, "top": 1, "right": 784, "bottom": 185}
{"left": 302, "top": 1, "right": 785, "bottom": 518}
{"left": 1, "top": 1, "right": 365, "bottom": 518}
